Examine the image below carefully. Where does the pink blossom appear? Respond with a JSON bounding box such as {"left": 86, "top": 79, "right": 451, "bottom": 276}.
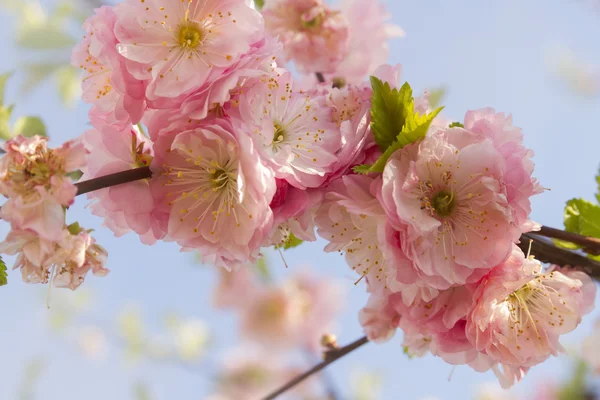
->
{"left": 114, "top": 0, "right": 264, "bottom": 100}
{"left": 266, "top": 180, "right": 322, "bottom": 247}
{"left": 262, "top": 0, "right": 350, "bottom": 74}
{"left": 358, "top": 290, "right": 398, "bottom": 343}
{"left": 0, "top": 226, "right": 108, "bottom": 290}
{"left": 80, "top": 124, "right": 164, "bottom": 244}
{"left": 463, "top": 108, "right": 544, "bottom": 233}
{"left": 315, "top": 174, "right": 390, "bottom": 291}
{"left": 380, "top": 128, "right": 522, "bottom": 289}
{"left": 329, "top": 0, "right": 404, "bottom": 84}
{"left": 71, "top": 5, "right": 146, "bottom": 130}
{"left": 466, "top": 248, "right": 596, "bottom": 377}
{"left": 150, "top": 118, "right": 275, "bottom": 269}
{"left": 232, "top": 71, "right": 341, "bottom": 189}
{"left": 0, "top": 136, "right": 85, "bottom": 240}
{"left": 149, "top": 36, "right": 281, "bottom": 118}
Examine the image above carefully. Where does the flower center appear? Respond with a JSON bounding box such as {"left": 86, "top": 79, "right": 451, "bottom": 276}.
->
{"left": 176, "top": 23, "right": 204, "bottom": 49}
{"left": 210, "top": 167, "right": 232, "bottom": 190}
{"left": 301, "top": 14, "right": 322, "bottom": 29}
{"left": 431, "top": 190, "right": 456, "bottom": 218}
{"left": 270, "top": 122, "right": 287, "bottom": 151}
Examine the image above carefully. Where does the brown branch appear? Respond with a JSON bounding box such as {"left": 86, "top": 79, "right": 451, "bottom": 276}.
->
{"left": 75, "top": 166, "right": 151, "bottom": 196}
{"left": 316, "top": 72, "right": 326, "bottom": 83}
{"left": 261, "top": 336, "right": 369, "bottom": 400}
{"left": 534, "top": 226, "right": 600, "bottom": 256}
{"left": 518, "top": 233, "right": 600, "bottom": 278}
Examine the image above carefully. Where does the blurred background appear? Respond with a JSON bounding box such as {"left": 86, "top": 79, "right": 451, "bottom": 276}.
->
{"left": 0, "top": 0, "right": 599, "bottom": 399}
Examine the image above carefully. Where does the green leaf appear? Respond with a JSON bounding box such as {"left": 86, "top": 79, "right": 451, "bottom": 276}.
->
{"left": 283, "top": 233, "right": 303, "bottom": 250}
{"left": 133, "top": 382, "right": 153, "bottom": 400}
{"left": 0, "top": 72, "right": 13, "bottom": 106}
{"left": 370, "top": 77, "right": 413, "bottom": 151}
{"left": 595, "top": 168, "right": 600, "bottom": 204}
{"left": 564, "top": 198, "right": 600, "bottom": 239}
{"left": 67, "top": 170, "right": 83, "bottom": 181}
{"left": 13, "top": 116, "right": 46, "bottom": 137}
{"left": 0, "top": 256, "right": 7, "bottom": 286}
{"left": 21, "top": 63, "right": 63, "bottom": 95}
{"left": 254, "top": 0, "right": 265, "bottom": 10}
{"left": 449, "top": 122, "right": 464, "bottom": 128}
{"left": 355, "top": 106, "right": 443, "bottom": 174}
{"left": 0, "top": 106, "right": 13, "bottom": 140}
{"left": 255, "top": 256, "right": 270, "bottom": 282}
{"left": 56, "top": 66, "right": 81, "bottom": 107}
{"left": 426, "top": 86, "right": 446, "bottom": 109}
{"left": 552, "top": 238, "right": 581, "bottom": 251}
{"left": 16, "top": 25, "right": 76, "bottom": 50}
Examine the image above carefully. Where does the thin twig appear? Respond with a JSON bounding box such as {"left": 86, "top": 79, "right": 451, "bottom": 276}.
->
{"left": 75, "top": 166, "right": 151, "bottom": 196}
{"left": 262, "top": 336, "right": 369, "bottom": 400}
{"left": 534, "top": 226, "right": 600, "bottom": 255}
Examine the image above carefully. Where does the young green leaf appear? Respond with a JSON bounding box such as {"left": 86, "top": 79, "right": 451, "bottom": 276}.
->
{"left": 0, "top": 255, "right": 7, "bottom": 286}
{"left": 564, "top": 198, "right": 600, "bottom": 239}
{"left": 0, "top": 71, "right": 13, "bottom": 106}
{"left": 426, "top": 86, "right": 446, "bottom": 109}
{"left": 370, "top": 77, "right": 413, "bottom": 151}
{"left": 13, "top": 116, "right": 47, "bottom": 137}
{"left": 449, "top": 122, "right": 464, "bottom": 128}
{"left": 595, "top": 168, "right": 600, "bottom": 204}
{"left": 254, "top": 0, "right": 265, "bottom": 10}
{"left": 283, "top": 233, "right": 303, "bottom": 250}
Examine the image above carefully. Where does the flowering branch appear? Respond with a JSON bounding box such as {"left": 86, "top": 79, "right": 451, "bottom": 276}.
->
{"left": 261, "top": 336, "right": 369, "bottom": 400}
{"left": 75, "top": 166, "right": 151, "bottom": 196}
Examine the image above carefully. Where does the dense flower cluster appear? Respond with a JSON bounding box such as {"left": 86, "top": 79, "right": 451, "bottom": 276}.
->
{"left": 0, "top": 0, "right": 596, "bottom": 391}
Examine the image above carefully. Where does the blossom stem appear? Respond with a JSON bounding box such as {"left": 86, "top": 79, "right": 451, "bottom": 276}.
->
{"left": 75, "top": 166, "right": 151, "bottom": 196}
{"left": 534, "top": 226, "right": 600, "bottom": 255}
{"left": 261, "top": 336, "right": 369, "bottom": 400}
{"left": 316, "top": 72, "right": 326, "bottom": 83}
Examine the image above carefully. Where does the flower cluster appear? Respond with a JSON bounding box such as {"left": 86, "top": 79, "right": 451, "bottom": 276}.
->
{"left": 0, "top": 136, "right": 108, "bottom": 289}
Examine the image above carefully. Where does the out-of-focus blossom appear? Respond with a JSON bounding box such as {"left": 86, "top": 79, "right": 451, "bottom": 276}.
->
{"left": 0, "top": 136, "right": 85, "bottom": 240}
{"left": 114, "top": 0, "right": 264, "bottom": 100}
{"left": 547, "top": 46, "right": 600, "bottom": 98}
{"left": 0, "top": 226, "right": 108, "bottom": 290}
{"left": 172, "top": 319, "right": 210, "bottom": 362}
{"left": 330, "top": 0, "right": 404, "bottom": 84}
{"left": 212, "top": 265, "right": 259, "bottom": 309}
{"left": 263, "top": 0, "right": 350, "bottom": 74}
{"left": 77, "top": 326, "right": 109, "bottom": 361}
{"left": 80, "top": 124, "right": 164, "bottom": 244}
{"left": 150, "top": 118, "right": 275, "bottom": 269}
{"left": 71, "top": 6, "right": 146, "bottom": 130}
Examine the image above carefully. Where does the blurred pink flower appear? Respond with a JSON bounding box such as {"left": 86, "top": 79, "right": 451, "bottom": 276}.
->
{"left": 263, "top": 0, "right": 350, "bottom": 74}
{"left": 114, "top": 0, "right": 264, "bottom": 101}
{"left": 80, "top": 124, "right": 165, "bottom": 244}
{"left": 0, "top": 136, "right": 85, "bottom": 240}
{"left": 0, "top": 226, "right": 108, "bottom": 290}
{"left": 330, "top": 0, "right": 404, "bottom": 84}
{"left": 71, "top": 5, "right": 146, "bottom": 130}
{"left": 582, "top": 319, "right": 600, "bottom": 374}
{"left": 150, "top": 118, "right": 275, "bottom": 269}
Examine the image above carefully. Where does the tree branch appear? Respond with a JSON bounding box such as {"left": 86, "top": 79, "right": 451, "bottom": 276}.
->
{"left": 261, "top": 336, "right": 369, "bottom": 400}
{"left": 517, "top": 233, "right": 600, "bottom": 278}
{"left": 316, "top": 72, "right": 326, "bottom": 83}
{"left": 534, "top": 226, "right": 600, "bottom": 256}
{"left": 75, "top": 166, "right": 151, "bottom": 196}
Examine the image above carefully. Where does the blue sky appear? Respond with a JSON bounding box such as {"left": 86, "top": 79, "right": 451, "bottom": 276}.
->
{"left": 0, "top": 0, "right": 599, "bottom": 399}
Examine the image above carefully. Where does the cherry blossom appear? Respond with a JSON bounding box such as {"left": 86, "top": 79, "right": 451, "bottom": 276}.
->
{"left": 466, "top": 248, "right": 596, "bottom": 379}
{"left": 80, "top": 124, "right": 164, "bottom": 244}
{"left": 262, "top": 0, "right": 350, "bottom": 74}
{"left": 150, "top": 117, "right": 275, "bottom": 269}
{"left": 114, "top": 0, "right": 264, "bottom": 100}
{"left": 232, "top": 71, "right": 341, "bottom": 189}
{"left": 71, "top": 5, "right": 146, "bottom": 130}
{"left": 0, "top": 136, "right": 85, "bottom": 240}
